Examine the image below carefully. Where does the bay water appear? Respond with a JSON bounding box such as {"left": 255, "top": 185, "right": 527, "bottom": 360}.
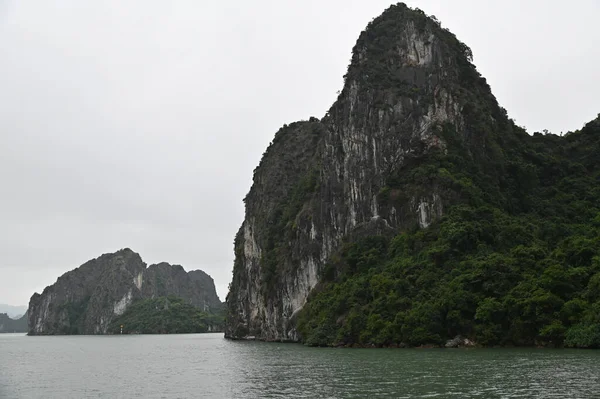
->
{"left": 1, "top": 333, "right": 598, "bottom": 398}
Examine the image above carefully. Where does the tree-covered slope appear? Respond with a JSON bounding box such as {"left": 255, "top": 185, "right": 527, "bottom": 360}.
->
{"left": 299, "top": 117, "right": 600, "bottom": 348}
{"left": 109, "top": 296, "right": 224, "bottom": 334}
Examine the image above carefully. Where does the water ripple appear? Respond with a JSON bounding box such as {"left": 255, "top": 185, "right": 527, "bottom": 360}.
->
{"left": 1, "top": 334, "right": 599, "bottom": 398}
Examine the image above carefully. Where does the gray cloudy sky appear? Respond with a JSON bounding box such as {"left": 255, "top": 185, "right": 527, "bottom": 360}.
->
{"left": 1, "top": 1, "right": 599, "bottom": 306}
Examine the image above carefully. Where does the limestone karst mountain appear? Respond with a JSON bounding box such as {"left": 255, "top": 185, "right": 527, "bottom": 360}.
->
{"left": 225, "top": 3, "right": 600, "bottom": 348}
{"left": 28, "top": 248, "right": 222, "bottom": 335}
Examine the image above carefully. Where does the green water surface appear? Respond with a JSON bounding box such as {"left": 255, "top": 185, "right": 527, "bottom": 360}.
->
{"left": 1, "top": 333, "right": 598, "bottom": 398}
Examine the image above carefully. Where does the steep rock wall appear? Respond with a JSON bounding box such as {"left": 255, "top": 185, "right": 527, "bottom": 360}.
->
{"left": 226, "top": 4, "right": 501, "bottom": 341}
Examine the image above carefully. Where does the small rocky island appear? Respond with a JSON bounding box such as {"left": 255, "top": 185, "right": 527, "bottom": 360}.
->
{"left": 28, "top": 248, "right": 224, "bottom": 335}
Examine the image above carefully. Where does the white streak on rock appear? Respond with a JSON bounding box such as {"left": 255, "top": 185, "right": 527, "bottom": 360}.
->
{"left": 133, "top": 272, "right": 143, "bottom": 291}
{"left": 113, "top": 290, "right": 133, "bottom": 316}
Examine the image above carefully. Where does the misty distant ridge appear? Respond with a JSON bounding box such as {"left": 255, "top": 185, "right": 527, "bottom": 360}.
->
{"left": 0, "top": 304, "right": 27, "bottom": 319}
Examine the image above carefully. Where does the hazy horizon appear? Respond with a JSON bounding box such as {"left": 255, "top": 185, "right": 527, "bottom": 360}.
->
{"left": 0, "top": 303, "right": 28, "bottom": 318}
{"left": 1, "top": 0, "right": 599, "bottom": 306}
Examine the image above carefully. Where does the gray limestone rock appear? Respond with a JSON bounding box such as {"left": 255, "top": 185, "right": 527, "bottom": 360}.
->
{"left": 27, "top": 248, "right": 221, "bottom": 335}
{"left": 225, "top": 4, "right": 491, "bottom": 341}
{"left": 445, "top": 336, "right": 476, "bottom": 348}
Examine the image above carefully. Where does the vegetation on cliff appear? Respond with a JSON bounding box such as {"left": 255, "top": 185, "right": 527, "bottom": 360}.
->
{"left": 298, "top": 116, "right": 600, "bottom": 348}
{"left": 225, "top": 2, "right": 600, "bottom": 348}
{"left": 296, "top": 3, "right": 600, "bottom": 349}
{"left": 109, "top": 296, "right": 224, "bottom": 334}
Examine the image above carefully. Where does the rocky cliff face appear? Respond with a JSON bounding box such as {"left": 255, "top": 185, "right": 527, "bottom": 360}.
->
{"left": 225, "top": 4, "right": 507, "bottom": 341}
{"left": 28, "top": 249, "right": 221, "bottom": 335}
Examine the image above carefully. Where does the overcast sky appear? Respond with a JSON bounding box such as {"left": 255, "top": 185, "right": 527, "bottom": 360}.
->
{"left": 1, "top": 1, "right": 599, "bottom": 306}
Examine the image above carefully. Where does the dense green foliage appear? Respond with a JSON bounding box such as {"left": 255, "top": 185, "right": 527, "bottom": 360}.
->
{"left": 109, "top": 296, "right": 224, "bottom": 334}
{"left": 299, "top": 116, "right": 600, "bottom": 348}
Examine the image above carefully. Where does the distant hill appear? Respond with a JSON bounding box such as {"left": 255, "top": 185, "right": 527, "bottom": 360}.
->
{"left": 0, "top": 304, "right": 27, "bottom": 319}
{"left": 0, "top": 313, "right": 27, "bottom": 333}
{"left": 28, "top": 248, "right": 223, "bottom": 335}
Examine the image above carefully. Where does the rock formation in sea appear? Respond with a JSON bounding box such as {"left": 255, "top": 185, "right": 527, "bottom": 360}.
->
{"left": 225, "top": 2, "right": 600, "bottom": 348}
{"left": 226, "top": 3, "right": 470, "bottom": 341}
{"left": 28, "top": 248, "right": 222, "bottom": 335}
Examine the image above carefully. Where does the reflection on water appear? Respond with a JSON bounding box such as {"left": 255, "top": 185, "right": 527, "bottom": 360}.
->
{"left": 1, "top": 333, "right": 599, "bottom": 398}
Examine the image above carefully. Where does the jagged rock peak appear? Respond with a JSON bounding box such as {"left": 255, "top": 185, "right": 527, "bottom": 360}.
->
{"left": 343, "top": 3, "right": 475, "bottom": 83}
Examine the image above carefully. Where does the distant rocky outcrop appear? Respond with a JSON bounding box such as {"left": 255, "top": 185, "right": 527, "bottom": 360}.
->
{"left": 142, "top": 263, "right": 221, "bottom": 312}
{"left": 0, "top": 312, "right": 28, "bottom": 333}
{"left": 28, "top": 249, "right": 222, "bottom": 335}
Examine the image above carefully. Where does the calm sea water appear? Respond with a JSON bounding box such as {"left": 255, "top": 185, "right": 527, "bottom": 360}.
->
{"left": 1, "top": 333, "right": 599, "bottom": 398}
